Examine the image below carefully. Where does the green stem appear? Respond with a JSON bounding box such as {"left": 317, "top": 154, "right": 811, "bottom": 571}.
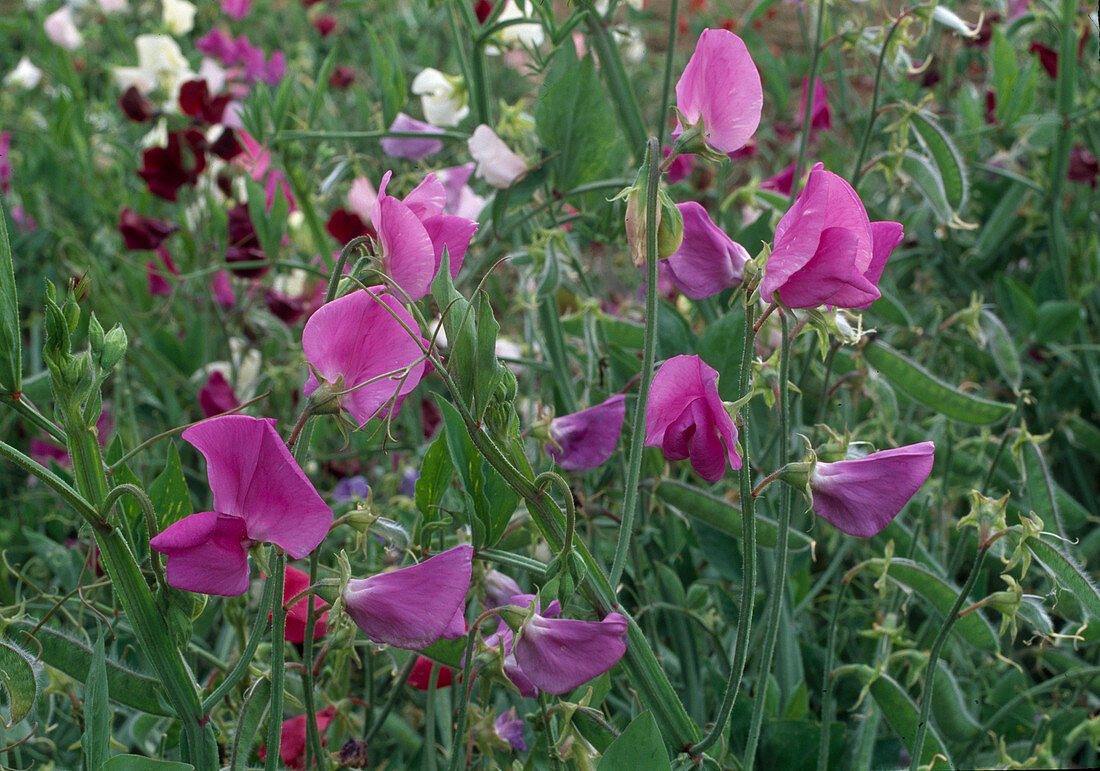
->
{"left": 265, "top": 552, "right": 287, "bottom": 771}
{"left": 201, "top": 577, "right": 275, "bottom": 713}
{"left": 816, "top": 582, "right": 846, "bottom": 771}
{"left": 454, "top": 0, "right": 490, "bottom": 126}
{"left": 609, "top": 137, "right": 661, "bottom": 592}
{"left": 0, "top": 439, "right": 107, "bottom": 531}
{"left": 476, "top": 549, "right": 548, "bottom": 578}
{"left": 790, "top": 0, "right": 827, "bottom": 205}
{"left": 0, "top": 393, "right": 66, "bottom": 443}
{"left": 364, "top": 655, "right": 417, "bottom": 745}
{"left": 743, "top": 311, "right": 794, "bottom": 771}
{"left": 302, "top": 550, "right": 326, "bottom": 770}
{"left": 656, "top": 0, "right": 679, "bottom": 148}
{"left": 909, "top": 545, "right": 990, "bottom": 771}
{"left": 582, "top": 3, "right": 648, "bottom": 156}
{"left": 688, "top": 298, "right": 759, "bottom": 757}
{"left": 101, "top": 483, "right": 167, "bottom": 592}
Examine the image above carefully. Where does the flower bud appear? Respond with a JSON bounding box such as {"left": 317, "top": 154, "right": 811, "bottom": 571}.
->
{"left": 100, "top": 324, "right": 128, "bottom": 371}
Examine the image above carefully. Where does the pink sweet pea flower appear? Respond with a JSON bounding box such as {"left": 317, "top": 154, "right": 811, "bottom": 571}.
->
{"left": 673, "top": 28, "right": 762, "bottom": 155}
{"left": 796, "top": 77, "right": 831, "bottom": 135}
{"left": 663, "top": 202, "right": 749, "bottom": 299}
{"left": 302, "top": 288, "right": 430, "bottom": 426}
{"left": 436, "top": 163, "right": 487, "bottom": 220}
{"left": 513, "top": 611, "right": 629, "bottom": 695}
{"left": 343, "top": 544, "right": 473, "bottom": 649}
{"left": 282, "top": 564, "right": 329, "bottom": 644}
{"left": 221, "top": 0, "right": 250, "bottom": 19}
{"left": 258, "top": 706, "right": 336, "bottom": 770}
{"left": 645, "top": 355, "right": 740, "bottom": 482}
{"left": 371, "top": 171, "right": 479, "bottom": 300}
{"left": 236, "top": 131, "right": 295, "bottom": 213}
{"left": 468, "top": 125, "right": 527, "bottom": 188}
{"left": 211, "top": 269, "right": 237, "bottom": 308}
{"left": 379, "top": 113, "right": 445, "bottom": 161}
{"left": 810, "top": 442, "right": 935, "bottom": 537}
{"left": 44, "top": 7, "right": 83, "bottom": 51}
{"left": 484, "top": 569, "right": 523, "bottom": 608}
{"left": 546, "top": 394, "right": 626, "bottom": 471}
{"left": 761, "top": 163, "right": 904, "bottom": 310}
{"left": 150, "top": 415, "right": 333, "bottom": 596}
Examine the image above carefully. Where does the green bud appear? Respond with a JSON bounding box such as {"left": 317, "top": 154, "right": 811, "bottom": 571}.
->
{"left": 306, "top": 376, "right": 344, "bottom": 416}
{"left": 100, "top": 325, "right": 128, "bottom": 371}
{"left": 87, "top": 314, "right": 105, "bottom": 357}
{"left": 656, "top": 185, "right": 684, "bottom": 259}
{"left": 60, "top": 353, "right": 90, "bottom": 389}
{"left": 62, "top": 291, "right": 80, "bottom": 334}
{"left": 956, "top": 490, "right": 1010, "bottom": 546}
{"left": 621, "top": 160, "right": 683, "bottom": 268}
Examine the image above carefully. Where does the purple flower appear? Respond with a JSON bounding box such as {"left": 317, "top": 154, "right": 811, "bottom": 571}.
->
{"left": 546, "top": 394, "right": 626, "bottom": 471}
{"left": 513, "top": 612, "right": 629, "bottom": 695}
{"left": 302, "top": 289, "right": 430, "bottom": 426}
{"left": 483, "top": 569, "right": 523, "bottom": 608}
{"left": 221, "top": 0, "right": 250, "bottom": 19}
{"left": 810, "top": 442, "right": 935, "bottom": 537}
{"left": 494, "top": 708, "right": 527, "bottom": 753}
{"left": 343, "top": 545, "right": 473, "bottom": 649}
{"left": 333, "top": 475, "right": 370, "bottom": 503}
{"left": 662, "top": 202, "right": 749, "bottom": 300}
{"left": 674, "top": 28, "right": 762, "bottom": 155}
{"left": 762, "top": 163, "right": 904, "bottom": 310}
{"left": 379, "top": 113, "right": 445, "bottom": 161}
{"left": 150, "top": 416, "right": 333, "bottom": 596}
{"left": 645, "top": 355, "right": 740, "bottom": 482}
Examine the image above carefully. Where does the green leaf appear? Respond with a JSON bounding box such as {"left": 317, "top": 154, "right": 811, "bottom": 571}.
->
{"left": 697, "top": 310, "right": 746, "bottom": 400}
{"left": 971, "top": 183, "right": 1030, "bottom": 268}
{"left": 930, "top": 661, "right": 981, "bottom": 741}
{"left": 1034, "top": 300, "right": 1083, "bottom": 344}
{"left": 656, "top": 300, "right": 696, "bottom": 359}
{"left": 598, "top": 711, "right": 668, "bottom": 768}
{"left": 862, "top": 339, "right": 1013, "bottom": 424}
{"left": 415, "top": 434, "right": 454, "bottom": 526}
{"left": 870, "top": 558, "right": 1000, "bottom": 651}
{"left": 654, "top": 479, "right": 813, "bottom": 550}
{"left": 910, "top": 110, "right": 969, "bottom": 212}
{"left": 13, "top": 622, "right": 171, "bottom": 716}
{"left": 1021, "top": 442, "right": 1064, "bottom": 538}
{"left": 100, "top": 757, "right": 194, "bottom": 771}
{"left": 84, "top": 631, "right": 110, "bottom": 771}
{"left": 149, "top": 443, "right": 193, "bottom": 530}
{"left": 1026, "top": 536, "right": 1100, "bottom": 620}
{"left": 0, "top": 198, "right": 21, "bottom": 395}
{"left": 898, "top": 150, "right": 953, "bottom": 225}
{"left": 980, "top": 309, "right": 1021, "bottom": 391}
{"left": 0, "top": 638, "right": 39, "bottom": 727}
{"left": 535, "top": 46, "right": 627, "bottom": 192}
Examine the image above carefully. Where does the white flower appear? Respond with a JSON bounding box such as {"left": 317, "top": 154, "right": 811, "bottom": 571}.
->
{"left": 113, "top": 34, "right": 193, "bottom": 100}
{"left": 496, "top": 0, "right": 544, "bottom": 48}
{"left": 98, "top": 0, "right": 129, "bottom": 12}
{"left": 161, "top": 0, "right": 196, "bottom": 36}
{"left": 931, "top": 6, "right": 981, "bottom": 38}
{"left": 468, "top": 125, "right": 527, "bottom": 189}
{"left": 44, "top": 7, "right": 83, "bottom": 50}
{"left": 5, "top": 57, "right": 43, "bottom": 89}
{"left": 411, "top": 68, "right": 469, "bottom": 127}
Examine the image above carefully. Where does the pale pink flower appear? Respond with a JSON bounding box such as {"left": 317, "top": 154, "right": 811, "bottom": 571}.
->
{"left": 468, "top": 125, "right": 527, "bottom": 188}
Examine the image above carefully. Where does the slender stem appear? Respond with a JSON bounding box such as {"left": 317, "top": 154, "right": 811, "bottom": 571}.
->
{"left": 909, "top": 545, "right": 990, "bottom": 771}
{"left": 0, "top": 393, "right": 66, "bottom": 443}
{"left": 201, "top": 577, "right": 276, "bottom": 713}
{"left": 265, "top": 552, "right": 287, "bottom": 771}
{"left": 656, "top": 0, "right": 679, "bottom": 148}
{"left": 582, "top": 3, "right": 648, "bottom": 156}
{"left": 743, "top": 311, "right": 794, "bottom": 771}
{"left": 364, "top": 655, "right": 417, "bottom": 745}
{"left": 454, "top": 0, "right": 490, "bottom": 126}
{"left": 302, "top": 550, "right": 326, "bottom": 769}
{"left": 102, "top": 483, "right": 167, "bottom": 592}
{"left": 0, "top": 439, "right": 107, "bottom": 531}
{"left": 534, "top": 471, "right": 576, "bottom": 556}
{"left": 688, "top": 299, "right": 759, "bottom": 756}
{"left": 816, "top": 582, "right": 847, "bottom": 771}
{"left": 609, "top": 137, "right": 661, "bottom": 592}
{"left": 326, "top": 236, "right": 370, "bottom": 304}
{"left": 476, "top": 549, "right": 548, "bottom": 578}
{"left": 790, "top": 0, "right": 827, "bottom": 205}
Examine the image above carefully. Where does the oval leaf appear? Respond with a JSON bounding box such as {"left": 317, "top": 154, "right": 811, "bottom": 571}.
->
{"left": 910, "top": 110, "right": 969, "bottom": 212}
{"left": 598, "top": 711, "right": 668, "bottom": 768}
{"left": 0, "top": 639, "right": 39, "bottom": 727}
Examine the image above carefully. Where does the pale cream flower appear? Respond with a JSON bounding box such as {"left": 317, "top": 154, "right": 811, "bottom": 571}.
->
{"left": 161, "top": 0, "right": 196, "bottom": 36}
{"left": 5, "top": 57, "right": 43, "bottom": 89}
{"left": 113, "top": 34, "right": 194, "bottom": 101}
{"left": 411, "top": 68, "right": 469, "bottom": 127}
{"left": 468, "top": 125, "right": 527, "bottom": 188}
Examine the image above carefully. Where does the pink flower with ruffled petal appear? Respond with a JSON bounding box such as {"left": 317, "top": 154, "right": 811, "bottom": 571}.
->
{"left": 513, "top": 611, "right": 628, "bottom": 695}
{"left": 663, "top": 202, "right": 748, "bottom": 300}
{"left": 645, "top": 355, "right": 740, "bottom": 482}
{"left": 674, "top": 28, "right": 761, "bottom": 155}
{"left": 811, "top": 442, "right": 935, "bottom": 537}
{"left": 302, "top": 288, "right": 429, "bottom": 426}
{"left": 547, "top": 394, "right": 626, "bottom": 471}
{"left": 762, "top": 163, "right": 903, "bottom": 310}
{"left": 150, "top": 415, "right": 332, "bottom": 596}
{"left": 380, "top": 113, "right": 444, "bottom": 161}
{"left": 343, "top": 545, "right": 473, "bottom": 649}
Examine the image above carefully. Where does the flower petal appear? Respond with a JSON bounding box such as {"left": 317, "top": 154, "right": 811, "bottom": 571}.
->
{"left": 547, "top": 394, "right": 627, "bottom": 471}
{"left": 513, "top": 613, "right": 628, "bottom": 695}
{"left": 664, "top": 202, "right": 747, "bottom": 299}
{"left": 371, "top": 193, "right": 436, "bottom": 301}
{"left": 674, "top": 29, "right": 762, "bottom": 154}
{"left": 150, "top": 510, "right": 251, "bottom": 596}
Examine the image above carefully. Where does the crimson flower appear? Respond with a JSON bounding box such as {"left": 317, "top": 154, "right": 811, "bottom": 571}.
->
{"left": 137, "top": 129, "right": 207, "bottom": 202}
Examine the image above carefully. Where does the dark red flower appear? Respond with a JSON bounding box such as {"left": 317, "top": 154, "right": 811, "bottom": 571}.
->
{"left": 1029, "top": 42, "right": 1058, "bottom": 79}
{"left": 325, "top": 208, "right": 375, "bottom": 245}
{"left": 1067, "top": 146, "right": 1098, "bottom": 188}
{"left": 137, "top": 129, "right": 207, "bottom": 201}
{"left": 475, "top": 0, "right": 494, "bottom": 24}
{"left": 963, "top": 13, "right": 998, "bottom": 49}
{"left": 984, "top": 90, "right": 998, "bottom": 126}
{"left": 199, "top": 370, "right": 239, "bottom": 417}
{"left": 225, "top": 204, "right": 268, "bottom": 277}
{"left": 208, "top": 128, "right": 243, "bottom": 161}
{"left": 146, "top": 248, "right": 179, "bottom": 296}
{"left": 179, "top": 79, "right": 232, "bottom": 124}
{"left": 313, "top": 15, "right": 337, "bottom": 36}
{"left": 119, "top": 208, "right": 176, "bottom": 250}
{"left": 265, "top": 289, "right": 307, "bottom": 325}
{"left": 328, "top": 65, "right": 355, "bottom": 89}
{"left": 119, "top": 86, "right": 157, "bottom": 123}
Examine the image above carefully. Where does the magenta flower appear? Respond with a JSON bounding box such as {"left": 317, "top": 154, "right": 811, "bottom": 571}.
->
{"left": 810, "top": 442, "right": 935, "bottom": 537}
{"left": 645, "top": 355, "right": 740, "bottom": 482}
{"left": 796, "top": 77, "right": 832, "bottom": 135}
{"left": 663, "top": 202, "right": 749, "bottom": 300}
{"left": 282, "top": 564, "right": 329, "bottom": 644}
{"left": 513, "top": 612, "right": 629, "bottom": 695}
{"left": 674, "top": 28, "right": 762, "bottom": 155}
{"left": 0, "top": 131, "right": 11, "bottom": 194}
{"left": 198, "top": 370, "right": 239, "bottom": 417}
{"left": 221, "top": 0, "right": 250, "bottom": 19}
{"left": 546, "top": 394, "right": 626, "bottom": 471}
{"left": 371, "top": 171, "right": 479, "bottom": 300}
{"left": 150, "top": 416, "right": 333, "bottom": 596}
{"left": 302, "top": 288, "right": 429, "bottom": 426}
{"left": 343, "top": 545, "right": 473, "bottom": 649}
{"left": 379, "top": 113, "right": 444, "bottom": 161}
{"left": 761, "top": 163, "right": 904, "bottom": 310}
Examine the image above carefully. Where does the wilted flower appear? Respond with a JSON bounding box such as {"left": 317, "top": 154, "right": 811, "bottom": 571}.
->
{"left": 645, "top": 355, "right": 740, "bottom": 482}
{"left": 810, "top": 442, "right": 935, "bottom": 537}
{"left": 468, "top": 125, "right": 527, "bottom": 188}
{"left": 44, "top": 7, "right": 83, "bottom": 51}
{"left": 513, "top": 611, "right": 629, "bottom": 695}
{"left": 258, "top": 707, "right": 336, "bottom": 770}
{"left": 673, "top": 28, "right": 762, "bottom": 155}
{"left": 762, "top": 162, "right": 903, "bottom": 310}
{"left": 411, "top": 68, "right": 469, "bottom": 127}
{"left": 662, "top": 202, "right": 748, "bottom": 299}
{"left": 150, "top": 416, "right": 333, "bottom": 596}
{"left": 546, "top": 394, "right": 626, "bottom": 471}
{"left": 162, "top": 0, "right": 197, "bottom": 36}
{"left": 343, "top": 544, "right": 473, "bottom": 649}
{"left": 5, "top": 57, "right": 43, "bottom": 90}
{"left": 302, "top": 288, "right": 430, "bottom": 425}
{"left": 282, "top": 564, "right": 329, "bottom": 644}
{"left": 380, "top": 113, "right": 445, "bottom": 161}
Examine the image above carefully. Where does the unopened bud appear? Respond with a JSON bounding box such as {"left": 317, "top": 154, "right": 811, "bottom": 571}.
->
{"left": 100, "top": 325, "right": 128, "bottom": 371}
